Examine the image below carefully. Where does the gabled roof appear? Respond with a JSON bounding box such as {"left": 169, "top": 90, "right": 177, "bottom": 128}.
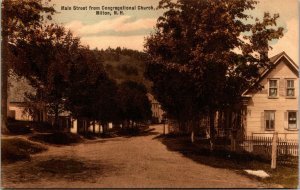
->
{"left": 8, "top": 74, "right": 35, "bottom": 102}
{"left": 260, "top": 51, "right": 298, "bottom": 79}
{"left": 242, "top": 51, "right": 299, "bottom": 96}
{"left": 147, "top": 93, "right": 159, "bottom": 104}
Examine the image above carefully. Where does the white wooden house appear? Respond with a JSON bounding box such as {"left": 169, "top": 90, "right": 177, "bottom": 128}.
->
{"left": 8, "top": 75, "right": 72, "bottom": 130}
{"left": 147, "top": 93, "right": 164, "bottom": 123}
{"left": 242, "top": 52, "right": 299, "bottom": 140}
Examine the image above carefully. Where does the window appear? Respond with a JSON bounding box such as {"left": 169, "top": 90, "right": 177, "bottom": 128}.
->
{"left": 268, "top": 79, "right": 278, "bottom": 97}
{"left": 286, "top": 80, "right": 295, "bottom": 97}
{"left": 288, "top": 111, "right": 297, "bottom": 129}
{"left": 265, "top": 111, "right": 275, "bottom": 130}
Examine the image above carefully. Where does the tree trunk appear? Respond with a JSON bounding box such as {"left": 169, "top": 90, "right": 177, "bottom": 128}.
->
{"left": 102, "top": 122, "right": 106, "bottom": 134}
{"left": 83, "top": 120, "right": 85, "bottom": 134}
{"left": 179, "top": 120, "right": 185, "bottom": 134}
{"left": 92, "top": 121, "right": 95, "bottom": 134}
{"left": 209, "top": 110, "right": 215, "bottom": 151}
{"left": 1, "top": 33, "right": 8, "bottom": 134}
{"left": 190, "top": 118, "right": 198, "bottom": 143}
{"left": 54, "top": 106, "right": 59, "bottom": 130}
{"left": 86, "top": 120, "right": 89, "bottom": 135}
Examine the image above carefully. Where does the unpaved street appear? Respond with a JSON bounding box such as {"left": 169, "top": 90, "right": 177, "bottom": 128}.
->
{"left": 2, "top": 125, "right": 269, "bottom": 188}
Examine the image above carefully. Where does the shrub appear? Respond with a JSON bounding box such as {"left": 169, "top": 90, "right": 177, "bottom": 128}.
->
{"left": 29, "top": 132, "right": 82, "bottom": 145}
{"left": 7, "top": 120, "right": 32, "bottom": 134}
{"left": 1, "top": 138, "right": 47, "bottom": 163}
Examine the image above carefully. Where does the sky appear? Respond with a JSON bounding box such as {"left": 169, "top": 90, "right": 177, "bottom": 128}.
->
{"left": 50, "top": 0, "right": 299, "bottom": 62}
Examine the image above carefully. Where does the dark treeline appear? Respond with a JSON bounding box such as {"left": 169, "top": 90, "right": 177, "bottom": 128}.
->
{"left": 2, "top": 0, "right": 152, "bottom": 134}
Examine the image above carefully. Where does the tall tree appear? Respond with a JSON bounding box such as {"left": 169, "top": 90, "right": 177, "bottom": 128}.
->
{"left": 9, "top": 24, "right": 81, "bottom": 127}
{"left": 1, "top": 0, "right": 55, "bottom": 132}
{"left": 117, "top": 81, "right": 152, "bottom": 128}
{"left": 65, "top": 48, "right": 118, "bottom": 133}
{"left": 145, "top": 0, "right": 284, "bottom": 142}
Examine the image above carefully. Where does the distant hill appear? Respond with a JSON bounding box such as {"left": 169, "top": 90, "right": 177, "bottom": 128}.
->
{"left": 8, "top": 47, "right": 153, "bottom": 103}
{"left": 99, "top": 47, "right": 152, "bottom": 91}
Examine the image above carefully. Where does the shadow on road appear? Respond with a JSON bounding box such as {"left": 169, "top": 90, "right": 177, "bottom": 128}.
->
{"left": 2, "top": 156, "right": 119, "bottom": 185}
{"left": 154, "top": 135, "right": 297, "bottom": 188}
{"left": 121, "top": 128, "right": 160, "bottom": 138}
{"left": 155, "top": 135, "right": 265, "bottom": 169}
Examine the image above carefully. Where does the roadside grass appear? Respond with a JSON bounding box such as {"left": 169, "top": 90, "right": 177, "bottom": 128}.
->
{"left": 1, "top": 138, "right": 47, "bottom": 163}
{"left": 158, "top": 135, "right": 298, "bottom": 188}
{"left": 29, "top": 132, "right": 82, "bottom": 145}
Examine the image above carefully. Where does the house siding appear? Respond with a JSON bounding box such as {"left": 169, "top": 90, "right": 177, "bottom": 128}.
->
{"left": 246, "top": 57, "right": 299, "bottom": 140}
{"left": 8, "top": 104, "right": 33, "bottom": 121}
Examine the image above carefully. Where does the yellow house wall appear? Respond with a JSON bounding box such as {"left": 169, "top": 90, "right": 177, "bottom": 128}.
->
{"left": 246, "top": 58, "right": 298, "bottom": 140}
{"left": 9, "top": 105, "right": 33, "bottom": 121}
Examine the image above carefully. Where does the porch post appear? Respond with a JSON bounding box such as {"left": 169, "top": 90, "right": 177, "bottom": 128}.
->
{"left": 271, "top": 132, "right": 278, "bottom": 169}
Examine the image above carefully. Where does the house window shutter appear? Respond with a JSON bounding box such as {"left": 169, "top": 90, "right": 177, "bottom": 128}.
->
{"left": 297, "top": 112, "right": 299, "bottom": 129}
{"left": 284, "top": 111, "right": 287, "bottom": 129}
{"left": 285, "top": 79, "right": 287, "bottom": 96}
{"left": 261, "top": 112, "right": 265, "bottom": 131}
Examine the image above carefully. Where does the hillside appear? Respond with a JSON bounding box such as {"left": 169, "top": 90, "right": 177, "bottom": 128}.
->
{"left": 8, "top": 48, "right": 153, "bottom": 103}
{"left": 99, "top": 47, "right": 152, "bottom": 91}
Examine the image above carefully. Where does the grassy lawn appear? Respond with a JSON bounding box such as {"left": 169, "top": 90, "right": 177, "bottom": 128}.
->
{"left": 158, "top": 135, "right": 298, "bottom": 188}
{"left": 1, "top": 138, "right": 47, "bottom": 164}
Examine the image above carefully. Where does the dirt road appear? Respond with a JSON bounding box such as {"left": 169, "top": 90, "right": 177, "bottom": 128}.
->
{"left": 2, "top": 125, "right": 269, "bottom": 188}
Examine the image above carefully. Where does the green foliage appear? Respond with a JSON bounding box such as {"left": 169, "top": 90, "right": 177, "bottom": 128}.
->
{"left": 100, "top": 47, "right": 152, "bottom": 91}
{"left": 117, "top": 81, "right": 152, "bottom": 123}
{"left": 1, "top": 0, "right": 55, "bottom": 39}
{"left": 116, "top": 64, "right": 139, "bottom": 76}
{"left": 145, "top": 0, "right": 284, "bottom": 130}
{"left": 3, "top": 1, "right": 152, "bottom": 132}
{"left": 1, "top": 0, "right": 55, "bottom": 132}
{"left": 65, "top": 47, "right": 118, "bottom": 124}
{"left": 9, "top": 25, "right": 82, "bottom": 125}
{"left": 145, "top": 64, "right": 199, "bottom": 124}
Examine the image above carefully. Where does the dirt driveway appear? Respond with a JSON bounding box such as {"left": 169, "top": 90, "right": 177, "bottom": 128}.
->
{"left": 2, "top": 124, "right": 270, "bottom": 188}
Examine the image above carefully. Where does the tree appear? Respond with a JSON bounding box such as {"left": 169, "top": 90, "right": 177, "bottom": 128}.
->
{"left": 145, "top": 0, "right": 284, "bottom": 143}
{"left": 145, "top": 64, "right": 200, "bottom": 133}
{"left": 9, "top": 24, "right": 82, "bottom": 128}
{"left": 65, "top": 48, "right": 118, "bottom": 134}
{"left": 117, "top": 81, "right": 152, "bottom": 128}
{"left": 1, "top": 0, "right": 55, "bottom": 132}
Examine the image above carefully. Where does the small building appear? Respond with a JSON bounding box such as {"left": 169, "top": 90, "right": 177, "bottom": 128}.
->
{"left": 8, "top": 102, "right": 33, "bottom": 121}
{"left": 8, "top": 74, "right": 35, "bottom": 121}
{"left": 8, "top": 74, "right": 72, "bottom": 130}
{"left": 242, "top": 52, "right": 298, "bottom": 140}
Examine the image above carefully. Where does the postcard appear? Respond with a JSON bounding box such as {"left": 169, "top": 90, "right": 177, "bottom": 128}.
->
{"left": 1, "top": 0, "right": 299, "bottom": 188}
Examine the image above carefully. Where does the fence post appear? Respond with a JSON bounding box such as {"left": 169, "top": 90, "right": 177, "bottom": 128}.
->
{"left": 250, "top": 133, "right": 253, "bottom": 152}
{"left": 271, "top": 132, "right": 278, "bottom": 169}
{"left": 231, "top": 132, "right": 236, "bottom": 151}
